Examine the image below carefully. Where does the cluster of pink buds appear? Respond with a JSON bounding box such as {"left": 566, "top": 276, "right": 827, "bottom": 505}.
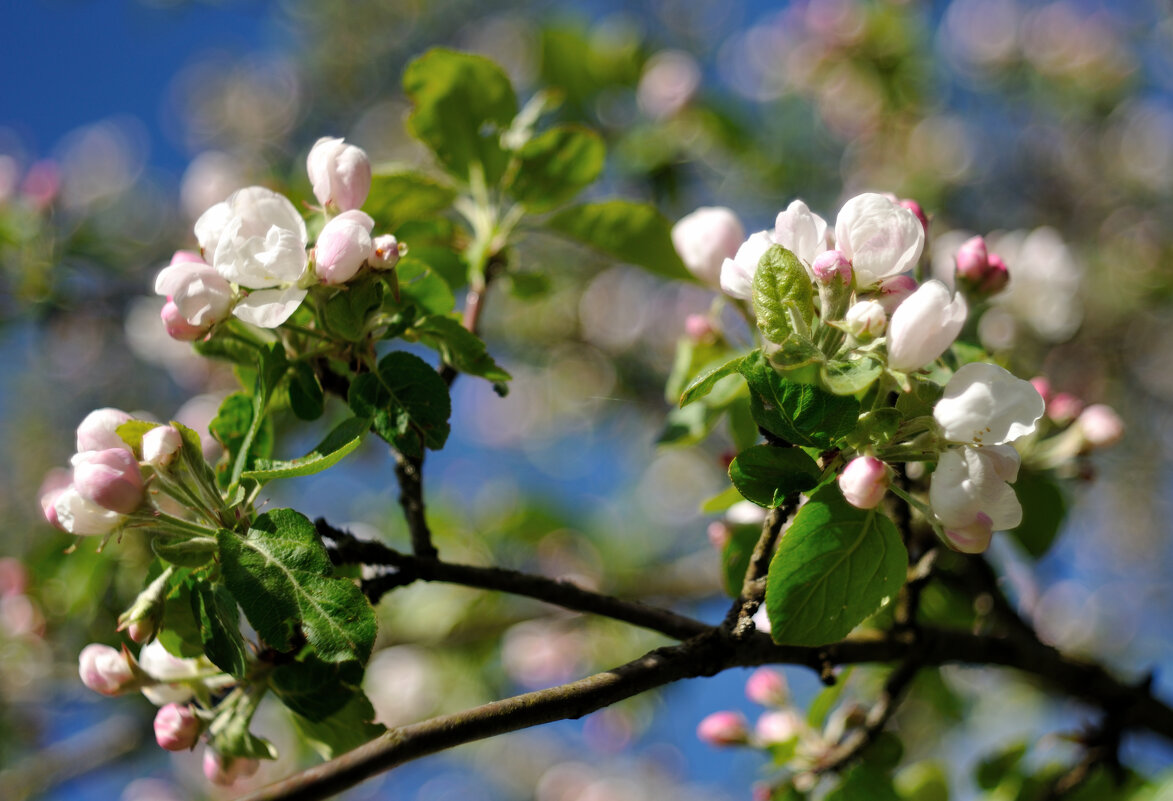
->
{"left": 698, "top": 668, "right": 817, "bottom": 757}
{"left": 1026, "top": 378, "right": 1125, "bottom": 470}
{"left": 954, "top": 235, "right": 1009, "bottom": 297}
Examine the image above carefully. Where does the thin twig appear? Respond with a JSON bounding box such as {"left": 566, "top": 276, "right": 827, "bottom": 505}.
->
{"left": 723, "top": 496, "right": 796, "bottom": 639}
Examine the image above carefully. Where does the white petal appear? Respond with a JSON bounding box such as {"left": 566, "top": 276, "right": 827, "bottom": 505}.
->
{"left": 886, "top": 280, "right": 967, "bottom": 372}
{"left": 835, "top": 193, "right": 924, "bottom": 287}
{"left": 215, "top": 218, "right": 308, "bottom": 289}
{"left": 53, "top": 486, "right": 123, "bottom": 536}
{"left": 773, "top": 200, "right": 829, "bottom": 268}
{"left": 232, "top": 287, "right": 308, "bottom": 328}
{"left": 193, "top": 201, "right": 232, "bottom": 257}
{"left": 934, "top": 362, "right": 1044, "bottom": 445}
{"left": 929, "top": 447, "right": 1023, "bottom": 530}
{"left": 226, "top": 186, "right": 308, "bottom": 244}
{"left": 719, "top": 230, "right": 773, "bottom": 300}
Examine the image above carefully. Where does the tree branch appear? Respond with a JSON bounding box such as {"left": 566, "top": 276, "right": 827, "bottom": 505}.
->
{"left": 723, "top": 496, "right": 796, "bottom": 640}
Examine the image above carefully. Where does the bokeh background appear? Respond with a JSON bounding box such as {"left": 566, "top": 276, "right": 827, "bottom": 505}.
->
{"left": 2, "top": 0, "right": 1172, "bottom": 799}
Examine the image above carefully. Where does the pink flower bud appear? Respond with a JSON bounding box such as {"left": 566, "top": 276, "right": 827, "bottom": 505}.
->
{"left": 78, "top": 643, "right": 134, "bottom": 695}
{"left": 672, "top": 207, "right": 746, "bottom": 287}
{"left": 898, "top": 198, "right": 929, "bottom": 235}
{"left": 843, "top": 300, "right": 887, "bottom": 340}
{"left": 697, "top": 711, "right": 749, "bottom": 746}
{"left": 314, "top": 210, "right": 374, "bottom": 284}
{"left": 707, "top": 521, "right": 732, "bottom": 550}
{"left": 1029, "top": 376, "right": 1053, "bottom": 405}
{"left": 1076, "top": 404, "right": 1124, "bottom": 449}
{"left": 745, "top": 668, "right": 788, "bottom": 706}
{"left": 72, "top": 448, "right": 144, "bottom": 514}
{"left": 981, "top": 253, "right": 1009, "bottom": 294}
{"left": 39, "top": 468, "right": 72, "bottom": 530}
{"left": 142, "top": 425, "right": 183, "bottom": 469}
{"left": 307, "top": 137, "right": 371, "bottom": 212}
{"left": 954, "top": 236, "right": 989, "bottom": 284}
{"left": 685, "top": 314, "right": 716, "bottom": 343}
{"left": 154, "top": 704, "right": 201, "bottom": 751}
{"left": 875, "top": 273, "right": 918, "bottom": 314}
{"left": 76, "top": 408, "right": 133, "bottom": 453}
{"left": 886, "top": 280, "right": 967, "bottom": 373}
{"left": 370, "top": 234, "right": 403, "bottom": 270}
{"left": 838, "top": 456, "right": 890, "bottom": 509}
{"left": 203, "top": 749, "right": 260, "bottom": 786}
{"left": 161, "top": 300, "right": 207, "bottom": 341}
{"left": 811, "top": 249, "right": 852, "bottom": 285}
{"left": 755, "top": 709, "right": 802, "bottom": 744}
{"left": 1047, "top": 392, "right": 1084, "bottom": 424}
{"left": 127, "top": 618, "right": 155, "bottom": 644}
{"left": 944, "top": 512, "right": 994, "bottom": 554}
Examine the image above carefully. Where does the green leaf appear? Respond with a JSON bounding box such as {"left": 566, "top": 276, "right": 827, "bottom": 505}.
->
{"left": 752, "top": 246, "right": 815, "bottom": 345}
{"left": 701, "top": 484, "right": 745, "bottom": 514}
{"left": 207, "top": 687, "right": 278, "bottom": 760}
{"left": 348, "top": 351, "right": 451, "bottom": 458}
{"left": 209, "top": 393, "right": 275, "bottom": 488}
{"left": 395, "top": 256, "right": 456, "bottom": 316}
{"left": 728, "top": 445, "right": 821, "bottom": 508}
{"left": 243, "top": 416, "right": 369, "bottom": 483}
{"left": 1009, "top": 472, "right": 1068, "bottom": 558}
{"left": 172, "top": 421, "right": 220, "bottom": 491}
{"left": 506, "top": 125, "right": 605, "bottom": 212}
{"left": 806, "top": 666, "right": 852, "bottom": 729}
{"left": 115, "top": 420, "right": 160, "bottom": 455}
{"left": 403, "top": 48, "right": 518, "bottom": 184}
{"left": 740, "top": 352, "right": 859, "bottom": 448}
{"left": 270, "top": 655, "right": 365, "bottom": 722}
{"left": 975, "top": 742, "right": 1027, "bottom": 790}
{"left": 766, "top": 484, "right": 907, "bottom": 646}
{"left": 721, "top": 523, "right": 763, "bottom": 597}
{"left": 365, "top": 170, "right": 458, "bottom": 232}
{"left": 289, "top": 691, "right": 386, "bottom": 760}
{"left": 151, "top": 536, "right": 217, "bottom": 568}
{"left": 895, "top": 376, "right": 944, "bottom": 419}
{"left": 656, "top": 402, "right": 724, "bottom": 447}
{"left": 413, "top": 314, "right": 512, "bottom": 384}
{"left": 766, "top": 336, "right": 824, "bottom": 371}
{"left": 680, "top": 353, "right": 750, "bottom": 407}
{"left": 826, "top": 762, "right": 901, "bottom": 801}
{"left": 321, "top": 278, "right": 384, "bottom": 342}
{"left": 192, "top": 581, "right": 249, "bottom": 678}
{"left": 218, "top": 509, "right": 376, "bottom": 664}
{"left": 157, "top": 572, "right": 204, "bottom": 659}
{"left": 288, "top": 361, "right": 325, "bottom": 422}
{"left": 546, "top": 201, "right": 691, "bottom": 281}
{"left": 821, "top": 355, "right": 883, "bottom": 396}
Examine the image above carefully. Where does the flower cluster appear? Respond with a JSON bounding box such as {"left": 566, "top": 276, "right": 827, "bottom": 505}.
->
{"left": 155, "top": 138, "right": 404, "bottom": 334}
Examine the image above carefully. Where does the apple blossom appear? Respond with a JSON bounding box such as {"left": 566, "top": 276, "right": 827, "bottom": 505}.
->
{"left": 142, "top": 425, "right": 183, "bottom": 469}
{"left": 930, "top": 446, "right": 1023, "bottom": 531}
{"left": 76, "top": 407, "right": 133, "bottom": 453}
{"left": 874, "top": 273, "right": 918, "bottom": 314}
{"left": 898, "top": 198, "right": 929, "bottom": 234}
{"left": 720, "top": 231, "right": 774, "bottom": 300}
{"left": 53, "top": 485, "right": 124, "bottom": 536}
{"left": 954, "top": 236, "right": 989, "bottom": 283}
{"left": 39, "top": 468, "right": 71, "bottom": 530}
{"left": 843, "top": 300, "right": 887, "bottom": 340}
{"left": 1047, "top": 392, "right": 1084, "bottom": 424}
{"left": 154, "top": 703, "right": 201, "bottom": 751}
{"left": 934, "top": 363, "right": 1045, "bottom": 447}
{"left": 1076, "top": 404, "right": 1124, "bottom": 449}
{"left": 944, "top": 512, "right": 995, "bottom": 554}
{"left": 71, "top": 448, "right": 144, "bottom": 514}
{"left": 697, "top": 711, "right": 750, "bottom": 746}
{"left": 773, "top": 200, "right": 829, "bottom": 269}
{"left": 154, "top": 252, "right": 233, "bottom": 334}
{"left": 835, "top": 193, "right": 924, "bottom": 287}
{"left": 203, "top": 749, "right": 260, "bottom": 786}
{"left": 314, "top": 210, "right": 375, "bottom": 284}
{"left": 139, "top": 640, "right": 205, "bottom": 706}
{"left": 886, "top": 279, "right": 967, "bottom": 372}
{"left": 755, "top": 710, "right": 803, "bottom": 744}
{"left": 160, "top": 301, "right": 207, "bottom": 341}
{"left": 636, "top": 50, "right": 701, "bottom": 119}
{"left": 672, "top": 207, "right": 745, "bottom": 287}
{"left": 79, "top": 643, "right": 134, "bottom": 695}
{"left": 370, "top": 234, "right": 404, "bottom": 270}
{"left": 1029, "top": 376, "right": 1053, "bottom": 405}
{"left": 684, "top": 313, "right": 716, "bottom": 343}
{"left": 199, "top": 186, "right": 310, "bottom": 328}
{"left": 745, "top": 668, "right": 788, "bottom": 706}
{"left": 307, "top": 137, "right": 372, "bottom": 212}
{"left": 838, "top": 455, "right": 890, "bottom": 509}
{"left": 811, "top": 249, "right": 851, "bottom": 285}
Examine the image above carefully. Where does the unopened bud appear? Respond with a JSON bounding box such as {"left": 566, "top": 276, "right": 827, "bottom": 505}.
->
{"left": 745, "top": 668, "right": 789, "bottom": 706}
{"left": 672, "top": 207, "right": 745, "bottom": 288}
{"left": 886, "top": 280, "right": 967, "bottom": 373}
{"left": 898, "top": 198, "right": 929, "bottom": 235}
{"left": 981, "top": 252, "right": 1009, "bottom": 294}
{"left": 370, "top": 234, "right": 404, "bottom": 270}
{"left": 39, "top": 468, "right": 72, "bottom": 530}
{"left": 838, "top": 456, "right": 890, "bottom": 509}
{"left": 154, "top": 704, "right": 201, "bottom": 751}
{"left": 1075, "top": 404, "right": 1124, "bottom": 450}
{"left": 811, "top": 249, "right": 852, "bottom": 285}
{"left": 706, "top": 521, "right": 732, "bottom": 550}
{"left": 954, "top": 236, "right": 989, "bottom": 283}
{"left": 697, "top": 711, "right": 750, "bottom": 746}
{"left": 307, "top": 137, "right": 372, "bottom": 212}
{"left": 161, "top": 300, "right": 207, "bottom": 341}
{"left": 142, "top": 425, "right": 183, "bottom": 469}
{"left": 203, "top": 750, "right": 260, "bottom": 787}
{"left": 76, "top": 408, "right": 133, "bottom": 454}
{"left": 53, "top": 486, "right": 124, "bottom": 536}
{"left": 314, "top": 210, "right": 374, "bottom": 285}
{"left": 1029, "top": 376, "right": 1053, "bottom": 405}
{"left": 684, "top": 313, "right": 716, "bottom": 344}
{"left": 71, "top": 448, "right": 144, "bottom": 514}
{"left": 875, "top": 273, "right": 918, "bottom": 314}
{"left": 79, "top": 643, "right": 135, "bottom": 695}
{"left": 943, "top": 512, "right": 994, "bottom": 554}
{"left": 756, "top": 709, "right": 803, "bottom": 744}
{"left": 1047, "top": 392, "right": 1084, "bottom": 425}
{"left": 842, "top": 300, "right": 887, "bottom": 340}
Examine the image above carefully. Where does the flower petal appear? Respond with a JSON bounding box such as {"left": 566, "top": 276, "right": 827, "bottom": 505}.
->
{"left": 232, "top": 287, "right": 308, "bottom": 328}
{"left": 934, "top": 363, "right": 1044, "bottom": 445}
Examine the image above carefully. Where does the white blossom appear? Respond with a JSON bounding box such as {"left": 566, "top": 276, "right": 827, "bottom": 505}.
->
{"left": 886, "top": 279, "right": 967, "bottom": 372}
{"left": 934, "top": 362, "right": 1045, "bottom": 446}
{"left": 719, "top": 230, "right": 774, "bottom": 300}
{"left": 834, "top": 193, "right": 924, "bottom": 287}
{"left": 307, "top": 137, "right": 372, "bottom": 212}
{"left": 773, "top": 200, "right": 829, "bottom": 269}
{"left": 671, "top": 207, "right": 745, "bottom": 287}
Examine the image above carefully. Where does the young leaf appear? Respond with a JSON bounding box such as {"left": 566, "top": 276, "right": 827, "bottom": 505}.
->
{"left": 156, "top": 571, "right": 204, "bottom": 659}
{"left": 403, "top": 48, "right": 518, "bottom": 184}
{"left": 191, "top": 581, "right": 249, "bottom": 678}
{"left": 288, "top": 361, "right": 325, "bottom": 422}
{"left": 365, "top": 170, "right": 458, "bottom": 232}
{"left": 728, "top": 445, "right": 821, "bottom": 508}
{"left": 218, "top": 509, "right": 377, "bottom": 664}
{"left": 348, "top": 351, "right": 451, "bottom": 458}
{"left": 506, "top": 125, "right": 605, "bottom": 212}
{"left": 752, "top": 245, "right": 815, "bottom": 345}
{"left": 412, "top": 314, "right": 512, "bottom": 384}
{"left": 115, "top": 420, "right": 160, "bottom": 455}
{"left": 243, "top": 416, "right": 369, "bottom": 483}
{"left": 270, "top": 655, "right": 366, "bottom": 722}
{"left": 680, "top": 353, "right": 750, "bottom": 408}
{"left": 395, "top": 256, "right": 457, "bottom": 316}
{"left": 739, "top": 352, "right": 859, "bottom": 448}
{"left": 209, "top": 393, "right": 274, "bottom": 488}
{"left": 321, "top": 278, "right": 384, "bottom": 342}
{"left": 546, "top": 201, "right": 691, "bottom": 282}
{"left": 821, "top": 355, "right": 883, "bottom": 396}
{"left": 289, "top": 691, "right": 386, "bottom": 760}
{"left": 152, "top": 536, "right": 217, "bottom": 569}
{"left": 765, "top": 484, "right": 907, "bottom": 646}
